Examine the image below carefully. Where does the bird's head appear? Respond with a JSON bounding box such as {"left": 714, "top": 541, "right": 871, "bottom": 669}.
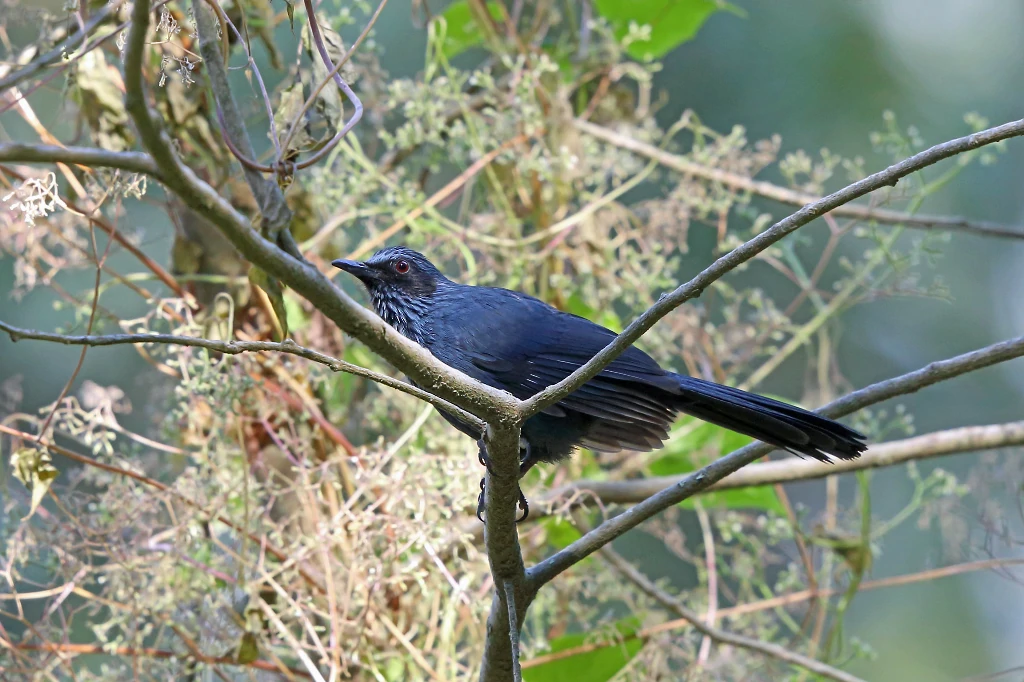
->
{"left": 332, "top": 247, "right": 448, "bottom": 337}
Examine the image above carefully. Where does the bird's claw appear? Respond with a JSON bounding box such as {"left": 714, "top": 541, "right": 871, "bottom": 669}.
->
{"left": 476, "top": 477, "right": 486, "bottom": 522}
{"left": 477, "top": 439, "right": 496, "bottom": 476}
{"left": 476, "top": 477, "right": 530, "bottom": 524}
{"left": 516, "top": 490, "right": 529, "bottom": 522}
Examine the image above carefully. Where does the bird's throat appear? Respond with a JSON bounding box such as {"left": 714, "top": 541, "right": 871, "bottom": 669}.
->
{"left": 371, "top": 288, "right": 431, "bottom": 344}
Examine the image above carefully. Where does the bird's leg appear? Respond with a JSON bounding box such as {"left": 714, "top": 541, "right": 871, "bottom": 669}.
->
{"left": 475, "top": 439, "right": 531, "bottom": 523}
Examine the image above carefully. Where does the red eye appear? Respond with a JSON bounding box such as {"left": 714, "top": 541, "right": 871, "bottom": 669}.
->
{"left": 394, "top": 260, "right": 410, "bottom": 274}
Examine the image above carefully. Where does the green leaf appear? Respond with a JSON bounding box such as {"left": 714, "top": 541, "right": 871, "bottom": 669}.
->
{"left": 564, "top": 293, "right": 623, "bottom": 332}
{"left": 564, "top": 292, "right": 596, "bottom": 318}
{"left": 283, "top": 291, "right": 309, "bottom": 334}
{"left": 434, "top": 0, "right": 503, "bottom": 60}
{"left": 647, "top": 420, "right": 718, "bottom": 476}
{"left": 11, "top": 448, "right": 59, "bottom": 518}
{"left": 541, "top": 517, "right": 582, "bottom": 549}
{"left": 694, "top": 485, "right": 784, "bottom": 513}
{"left": 236, "top": 632, "right": 259, "bottom": 664}
{"left": 593, "top": 0, "right": 734, "bottom": 61}
{"left": 285, "top": 0, "right": 295, "bottom": 31}
{"left": 248, "top": 266, "right": 289, "bottom": 340}
{"left": 648, "top": 419, "right": 783, "bottom": 512}
{"left": 524, "top": 617, "right": 643, "bottom": 682}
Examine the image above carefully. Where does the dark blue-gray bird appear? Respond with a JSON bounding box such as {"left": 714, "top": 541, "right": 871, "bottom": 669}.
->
{"left": 334, "top": 246, "right": 867, "bottom": 519}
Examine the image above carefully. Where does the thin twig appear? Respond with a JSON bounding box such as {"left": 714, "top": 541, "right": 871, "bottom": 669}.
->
{"left": 575, "top": 118, "right": 1024, "bottom": 240}
{"left": 34, "top": 194, "right": 117, "bottom": 443}
{"left": 962, "top": 664, "right": 1024, "bottom": 682}
{"left": 168, "top": 625, "right": 235, "bottom": 682}
{"left": 193, "top": 0, "right": 292, "bottom": 235}
{"left": 277, "top": 0, "right": 386, "bottom": 170}
{"left": 774, "top": 482, "right": 819, "bottom": 642}
{"left": 537, "top": 420, "right": 1024, "bottom": 509}
{"left": 256, "top": 598, "right": 327, "bottom": 682}
{"left": 377, "top": 613, "right": 443, "bottom": 680}
{"left": 693, "top": 501, "right": 717, "bottom": 666}
{"left": 0, "top": 1, "right": 180, "bottom": 119}
{"left": 0, "top": 165, "right": 187, "bottom": 300}
{"left": 525, "top": 557, "right": 1024, "bottom": 669}
{"left": 338, "top": 133, "right": 531, "bottom": 263}
{"left": 601, "top": 547, "right": 867, "bottom": 682}
{"left": 200, "top": 0, "right": 280, "bottom": 159}
{"left": 432, "top": 421, "right": 1024, "bottom": 550}
{"left": 0, "top": 320, "right": 484, "bottom": 432}
{"left": 0, "top": 144, "right": 160, "bottom": 177}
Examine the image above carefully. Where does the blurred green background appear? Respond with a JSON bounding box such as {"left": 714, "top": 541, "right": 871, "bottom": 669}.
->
{"left": 2, "top": 1, "right": 1023, "bottom": 679}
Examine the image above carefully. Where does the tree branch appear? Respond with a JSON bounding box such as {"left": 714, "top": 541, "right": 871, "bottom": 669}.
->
{"left": 452, "top": 421, "right": 1024, "bottom": 545}
{"left": 200, "top": 5, "right": 525, "bottom": 673}
{"left": 527, "top": 334, "right": 1024, "bottom": 588}
{"left": 601, "top": 547, "right": 867, "bottom": 682}
{"left": 124, "top": 13, "right": 530, "bottom": 676}
{"left": 502, "top": 580, "right": 524, "bottom": 682}
{"left": 545, "top": 420, "right": 1024, "bottom": 509}
{"left": 575, "top": 119, "right": 1024, "bottom": 240}
{"left": 121, "top": 0, "right": 519, "bottom": 425}
{"left": 0, "top": 319, "right": 484, "bottom": 432}
{"left": 0, "top": 143, "right": 160, "bottom": 178}
{"left": 478, "top": 419, "right": 532, "bottom": 682}
{"left": 111, "top": 12, "right": 1024, "bottom": 679}
{"left": 520, "top": 118, "right": 1024, "bottom": 420}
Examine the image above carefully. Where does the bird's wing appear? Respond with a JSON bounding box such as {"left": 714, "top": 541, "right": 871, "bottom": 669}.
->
{"left": 428, "top": 290, "right": 680, "bottom": 449}
{"left": 424, "top": 286, "right": 866, "bottom": 461}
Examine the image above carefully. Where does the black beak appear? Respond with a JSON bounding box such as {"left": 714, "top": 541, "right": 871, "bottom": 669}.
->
{"left": 332, "top": 259, "right": 378, "bottom": 282}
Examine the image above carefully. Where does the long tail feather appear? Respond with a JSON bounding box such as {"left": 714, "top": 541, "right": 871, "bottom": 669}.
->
{"left": 674, "top": 376, "right": 867, "bottom": 462}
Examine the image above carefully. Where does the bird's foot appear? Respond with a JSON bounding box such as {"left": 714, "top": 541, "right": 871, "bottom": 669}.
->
{"left": 476, "top": 477, "right": 530, "bottom": 523}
